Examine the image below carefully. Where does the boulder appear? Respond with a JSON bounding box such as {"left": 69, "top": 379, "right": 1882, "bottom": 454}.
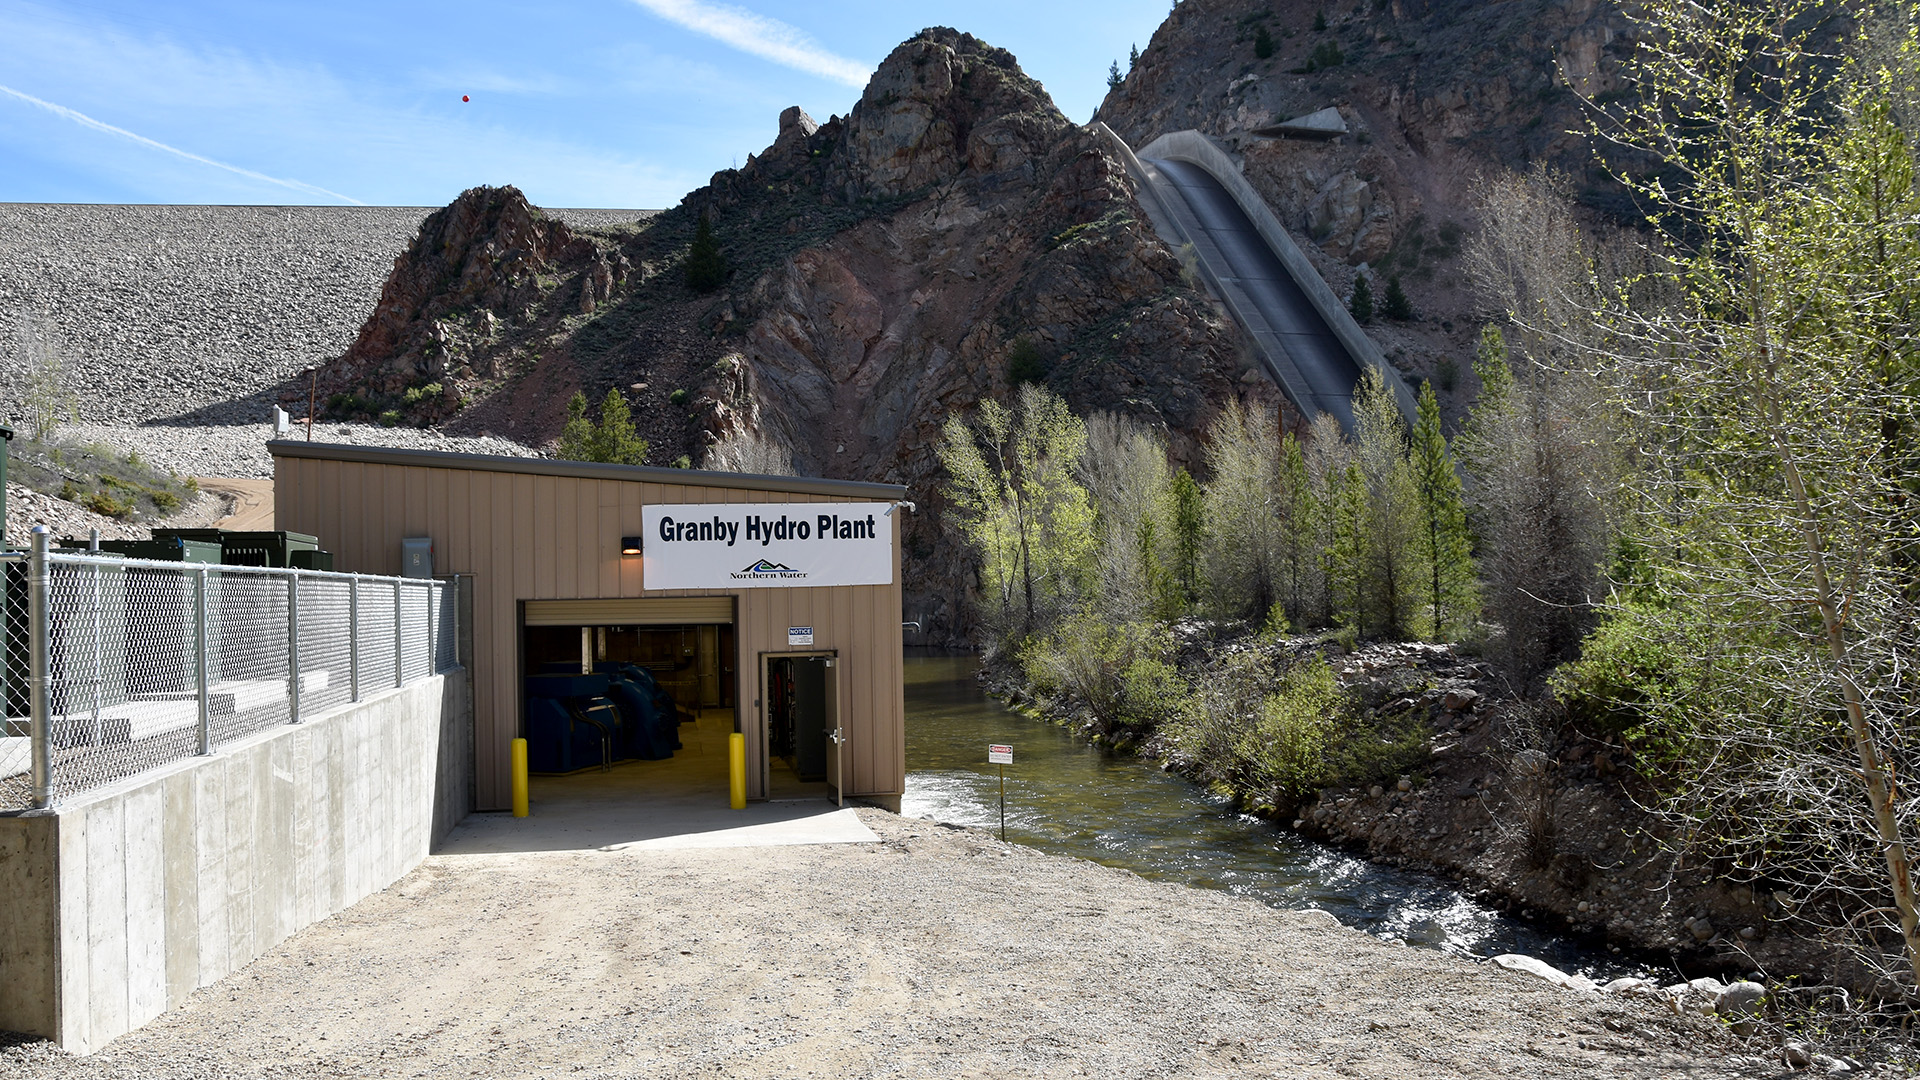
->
{"left": 1490, "top": 954, "right": 1597, "bottom": 992}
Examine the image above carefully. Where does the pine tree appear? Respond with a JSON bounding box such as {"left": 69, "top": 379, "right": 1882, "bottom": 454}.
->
{"left": 1352, "top": 368, "right": 1419, "bottom": 637}
{"left": 1327, "top": 461, "right": 1370, "bottom": 634}
{"left": 1129, "top": 43, "right": 1141, "bottom": 70}
{"left": 1107, "top": 60, "right": 1125, "bottom": 91}
{"left": 685, "top": 214, "right": 725, "bottom": 292}
{"left": 1382, "top": 274, "right": 1413, "bottom": 320}
{"left": 1349, "top": 273, "right": 1373, "bottom": 323}
{"left": 1254, "top": 25, "right": 1274, "bottom": 59}
{"left": 1409, "top": 381, "right": 1475, "bottom": 640}
{"left": 558, "top": 389, "right": 649, "bottom": 465}
{"left": 1277, "top": 432, "right": 1320, "bottom": 625}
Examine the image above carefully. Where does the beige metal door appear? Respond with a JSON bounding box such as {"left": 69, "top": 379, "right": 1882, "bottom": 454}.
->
{"left": 823, "top": 657, "right": 842, "bottom": 806}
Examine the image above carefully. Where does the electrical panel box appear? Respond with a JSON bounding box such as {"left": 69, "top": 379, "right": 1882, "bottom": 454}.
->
{"left": 401, "top": 536, "right": 433, "bottom": 578}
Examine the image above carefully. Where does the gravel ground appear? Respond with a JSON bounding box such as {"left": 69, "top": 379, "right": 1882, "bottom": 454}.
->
{"left": 0, "top": 811, "right": 1759, "bottom": 1080}
{"left": 61, "top": 421, "right": 541, "bottom": 481}
{"left": 0, "top": 204, "right": 652, "bottom": 426}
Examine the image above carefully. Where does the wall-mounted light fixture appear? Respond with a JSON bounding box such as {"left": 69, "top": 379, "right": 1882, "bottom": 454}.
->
{"left": 620, "top": 536, "right": 644, "bottom": 556}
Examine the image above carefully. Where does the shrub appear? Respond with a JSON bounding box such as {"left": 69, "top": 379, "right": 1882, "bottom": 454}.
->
{"left": 1313, "top": 9, "right": 1328, "bottom": 31}
{"left": 80, "top": 489, "right": 133, "bottom": 519}
{"left": 378, "top": 410, "right": 401, "bottom": 427}
{"left": 1306, "top": 40, "right": 1344, "bottom": 71}
{"left": 1241, "top": 658, "right": 1344, "bottom": 800}
{"left": 1254, "top": 25, "right": 1274, "bottom": 58}
{"left": 150, "top": 489, "right": 180, "bottom": 513}
{"left": 669, "top": 388, "right": 690, "bottom": 407}
{"left": 1434, "top": 357, "right": 1459, "bottom": 392}
{"left": 1006, "top": 338, "right": 1048, "bottom": 386}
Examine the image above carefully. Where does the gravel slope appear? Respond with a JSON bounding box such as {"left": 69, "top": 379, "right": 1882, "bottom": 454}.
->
{"left": 0, "top": 811, "right": 1757, "bottom": 1080}
{"left": 0, "top": 204, "right": 651, "bottom": 432}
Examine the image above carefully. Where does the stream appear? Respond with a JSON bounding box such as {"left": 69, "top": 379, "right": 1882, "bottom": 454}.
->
{"left": 900, "top": 652, "right": 1647, "bottom": 982}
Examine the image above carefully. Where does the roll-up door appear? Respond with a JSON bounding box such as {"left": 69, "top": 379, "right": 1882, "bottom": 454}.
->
{"left": 523, "top": 597, "right": 734, "bottom": 626}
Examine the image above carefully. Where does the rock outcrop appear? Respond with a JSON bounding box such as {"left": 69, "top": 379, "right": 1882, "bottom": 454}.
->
{"left": 310, "top": 29, "right": 1269, "bottom": 643}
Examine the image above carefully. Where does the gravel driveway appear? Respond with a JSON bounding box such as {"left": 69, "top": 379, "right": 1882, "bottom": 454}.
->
{"left": 0, "top": 810, "right": 1749, "bottom": 1079}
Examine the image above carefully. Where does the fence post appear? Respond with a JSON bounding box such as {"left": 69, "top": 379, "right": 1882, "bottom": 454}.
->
{"left": 28, "top": 527, "right": 52, "bottom": 810}
{"left": 349, "top": 575, "right": 361, "bottom": 703}
{"left": 194, "top": 565, "right": 212, "bottom": 757}
{"left": 426, "top": 580, "right": 438, "bottom": 675}
{"left": 393, "top": 580, "right": 404, "bottom": 689}
{"left": 287, "top": 571, "right": 301, "bottom": 724}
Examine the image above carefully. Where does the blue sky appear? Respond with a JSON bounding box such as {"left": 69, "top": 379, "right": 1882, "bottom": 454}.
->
{"left": 0, "top": 0, "right": 1171, "bottom": 208}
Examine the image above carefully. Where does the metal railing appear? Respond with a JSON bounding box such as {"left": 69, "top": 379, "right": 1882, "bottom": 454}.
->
{"left": 1, "top": 529, "right": 458, "bottom": 810}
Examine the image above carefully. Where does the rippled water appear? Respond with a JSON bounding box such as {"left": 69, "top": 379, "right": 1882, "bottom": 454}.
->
{"left": 901, "top": 652, "right": 1646, "bottom": 981}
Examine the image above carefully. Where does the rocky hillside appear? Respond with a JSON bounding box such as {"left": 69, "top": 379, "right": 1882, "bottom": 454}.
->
{"left": 1098, "top": 0, "right": 1637, "bottom": 421}
{"left": 312, "top": 28, "right": 1275, "bottom": 644}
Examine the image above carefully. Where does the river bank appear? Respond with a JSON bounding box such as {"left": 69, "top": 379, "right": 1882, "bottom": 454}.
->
{"left": 982, "top": 628, "right": 1881, "bottom": 1031}
{"left": 0, "top": 808, "right": 1753, "bottom": 1080}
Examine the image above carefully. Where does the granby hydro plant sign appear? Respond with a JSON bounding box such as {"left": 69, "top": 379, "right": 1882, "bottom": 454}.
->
{"left": 641, "top": 502, "right": 895, "bottom": 590}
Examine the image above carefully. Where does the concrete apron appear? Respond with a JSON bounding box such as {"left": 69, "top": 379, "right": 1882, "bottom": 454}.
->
{"left": 436, "top": 768, "right": 880, "bottom": 856}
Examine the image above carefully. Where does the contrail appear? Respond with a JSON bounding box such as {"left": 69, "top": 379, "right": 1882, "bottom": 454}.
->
{"left": 0, "top": 82, "right": 364, "bottom": 205}
{"left": 626, "top": 0, "right": 870, "bottom": 87}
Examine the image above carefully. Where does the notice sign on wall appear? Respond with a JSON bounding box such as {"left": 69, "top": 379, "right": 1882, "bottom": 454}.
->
{"left": 642, "top": 502, "right": 895, "bottom": 590}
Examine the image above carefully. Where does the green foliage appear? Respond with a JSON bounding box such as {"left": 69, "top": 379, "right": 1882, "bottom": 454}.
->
{"left": 1410, "top": 382, "right": 1476, "bottom": 640}
{"left": 1312, "top": 8, "right": 1327, "bottom": 31}
{"left": 1350, "top": 369, "right": 1420, "bottom": 637}
{"left": 1348, "top": 273, "right": 1373, "bottom": 323}
{"left": 1382, "top": 275, "right": 1413, "bottom": 320}
{"left": 1023, "top": 616, "right": 1175, "bottom": 734}
{"left": 939, "top": 384, "right": 1098, "bottom": 648}
{"left": 1107, "top": 60, "right": 1124, "bottom": 91}
{"left": 1006, "top": 338, "right": 1048, "bottom": 386}
{"left": 1254, "top": 25, "right": 1275, "bottom": 59}
{"left": 378, "top": 409, "right": 400, "bottom": 427}
{"left": 1433, "top": 357, "right": 1459, "bottom": 393}
{"left": 1128, "top": 43, "right": 1140, "bottom": 70}
{"left": 80, "top": 489, "right": 133, "bottom": 519}
{"left": 669, "top": 388, "right": 690, "bottom": 407}
{"left": 684, "top": 214, "right": 726, "bottom": 292}
{"left": 1240, "top": 658, "right": 1344, "bottom": 798}
{"left": 1305, "top": 40, "right": 1344, "bottom": 72}
{"left": 558, "top": 388, "right": 649, "bottom": 465}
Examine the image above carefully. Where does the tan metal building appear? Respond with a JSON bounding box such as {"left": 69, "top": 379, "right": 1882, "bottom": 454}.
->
{"left": 269, "top": 441, "right": 908, "bottom": 812}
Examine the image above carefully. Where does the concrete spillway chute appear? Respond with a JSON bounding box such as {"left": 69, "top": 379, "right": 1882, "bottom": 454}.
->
{"left": 1091, "top": 124, "right": 1418, "bottom": 432}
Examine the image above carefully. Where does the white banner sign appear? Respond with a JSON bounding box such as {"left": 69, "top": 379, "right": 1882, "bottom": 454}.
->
{"left": 642, "top": 502, "right": 894, "bottom": 590}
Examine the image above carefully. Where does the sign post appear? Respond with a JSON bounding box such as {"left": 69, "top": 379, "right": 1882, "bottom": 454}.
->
{"left": 988, "top": 743, "right": 1013, "bottom": 841}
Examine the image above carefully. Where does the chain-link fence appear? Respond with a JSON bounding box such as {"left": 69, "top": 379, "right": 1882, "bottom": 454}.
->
{"left": 0, "top": 539, "right": 459, "bottom": 810}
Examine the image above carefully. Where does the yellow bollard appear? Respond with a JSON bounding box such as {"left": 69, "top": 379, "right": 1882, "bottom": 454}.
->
{"left": 728, "top": 733, "right": 746, "bottom": 810}
{"left": 511, "top": 737, "right": 529, "bottom": 818}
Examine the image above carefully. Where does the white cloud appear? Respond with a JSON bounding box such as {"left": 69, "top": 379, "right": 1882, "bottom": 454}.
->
{"left": 0, "top": 82, "right": 365, "bottom": 204}
{"left": 626, "top": 0, "right": 871, "bottom": 87}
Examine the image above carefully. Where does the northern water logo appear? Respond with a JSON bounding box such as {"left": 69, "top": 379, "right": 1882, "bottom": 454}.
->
{"left": 733, "top": 558, "right": 807, "bottom": 580}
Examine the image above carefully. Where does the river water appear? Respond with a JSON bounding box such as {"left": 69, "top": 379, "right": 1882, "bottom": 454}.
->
{"left": 900, "top": 652, "right": 1643, "bottom": 981}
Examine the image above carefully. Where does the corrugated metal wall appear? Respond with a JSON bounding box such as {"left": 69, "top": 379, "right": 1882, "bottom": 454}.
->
{"left": 272, "top": 453, "right": 905, "bottom": 810}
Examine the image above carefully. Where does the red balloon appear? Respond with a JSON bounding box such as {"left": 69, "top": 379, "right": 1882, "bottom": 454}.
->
{"left": 461, "top": 95, "right": 470, "bottom": 102}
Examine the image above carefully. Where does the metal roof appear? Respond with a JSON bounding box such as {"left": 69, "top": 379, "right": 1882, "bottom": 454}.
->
{"left": 267, "top": 440, "right": 908, "bottom": 500}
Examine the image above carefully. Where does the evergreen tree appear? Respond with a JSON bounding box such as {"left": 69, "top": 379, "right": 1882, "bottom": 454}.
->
{"left": 559, "top": 389, "right": 649, "bottom": 465}
{"left": 1254, "top": 25, "right": 1274, "bottom": 59}
{"left": 685, "top": 214, "right": 726, "bottom": 292}
{"left": 1382, "top": 274, "right": 1414, "bottom": 320}
{"left": 1129, "top": 43, "right": 1141, "bottom": 70}
{"left": 1107, "top": 60, "right": 1125, "bottom": 91}
{"left": 1349, "top": 273, "right": 1373, "bottom": 323}
{"left": 1409, "top": 381, "right": 1475, "bottom": 640}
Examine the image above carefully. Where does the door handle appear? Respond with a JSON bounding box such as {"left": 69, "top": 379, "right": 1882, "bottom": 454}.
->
{"left": 828, "top": 727, "right": 845, "bottom": 746}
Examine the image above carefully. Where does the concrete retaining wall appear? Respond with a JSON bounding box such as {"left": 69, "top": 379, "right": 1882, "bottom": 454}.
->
{"left": 0, "top": 668, "right": 471, "bottom": 1053}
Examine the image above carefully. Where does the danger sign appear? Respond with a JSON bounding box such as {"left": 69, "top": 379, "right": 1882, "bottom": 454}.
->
{"left": 988, "top": 744, "right": 1013, "bottom": 764}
